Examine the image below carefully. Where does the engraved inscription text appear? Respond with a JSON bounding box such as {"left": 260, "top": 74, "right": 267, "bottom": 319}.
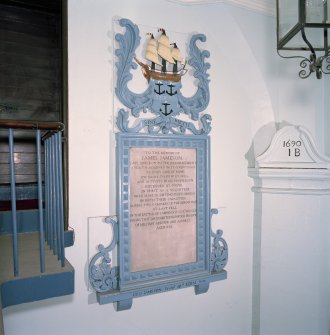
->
{"left": 130, "top": 147, "right": 197, "bottom": 272}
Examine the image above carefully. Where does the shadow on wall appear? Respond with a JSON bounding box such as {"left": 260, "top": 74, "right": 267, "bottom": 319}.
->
{"left": 246, "top": 120, "right": 293, "bottom": 335}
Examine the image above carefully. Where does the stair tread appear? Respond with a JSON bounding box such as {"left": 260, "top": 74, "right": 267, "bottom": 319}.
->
{"left": 0, "top": 232, "right": 73, "bottom": 284}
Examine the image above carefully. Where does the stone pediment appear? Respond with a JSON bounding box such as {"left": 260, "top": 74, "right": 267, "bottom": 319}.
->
{"left": 256, "top": 125, "right": 330, "bottom": 169}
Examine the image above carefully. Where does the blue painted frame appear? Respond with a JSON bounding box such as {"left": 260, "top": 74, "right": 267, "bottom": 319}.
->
{"left": 89, "top": 18, "right": 228, "bottom": 311}
{"left": 117, "top": 133, "right": 210, "bottom": 289}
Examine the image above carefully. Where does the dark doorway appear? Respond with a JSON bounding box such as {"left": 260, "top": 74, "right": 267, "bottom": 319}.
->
{"left": 0, "top": 0, "right": 68, "bottom": 226}
{"left": 0, "top": 0, "right": 66, "bottom": 122}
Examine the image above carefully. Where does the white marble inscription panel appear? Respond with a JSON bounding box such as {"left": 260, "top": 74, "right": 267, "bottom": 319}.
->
{"left": 130, "top": 147, "right": 197, "bottom": 272}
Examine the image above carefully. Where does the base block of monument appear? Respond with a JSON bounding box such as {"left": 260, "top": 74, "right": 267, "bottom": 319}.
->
{"left": 96, "top": 271, "right": 227, "bottom": 310}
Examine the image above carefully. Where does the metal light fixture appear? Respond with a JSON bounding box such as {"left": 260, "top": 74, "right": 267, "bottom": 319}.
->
{"left": 277, "top": 0, "right": 330, "bottom": 79}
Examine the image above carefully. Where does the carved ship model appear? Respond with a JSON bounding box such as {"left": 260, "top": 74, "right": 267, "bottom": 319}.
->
{"left": 135, "top": 28, "right": 187, "bottom": 82}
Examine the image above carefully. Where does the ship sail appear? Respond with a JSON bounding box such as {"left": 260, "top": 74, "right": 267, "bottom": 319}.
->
{"left": 138, "top": 28, "right": 186, "bottom": 82}
{"left": 158, "top": 29, "right": 175, "bottom": 66}
{"left": 171, "top": 42, "right": 184, "bottom": 73}
{"left": 171, "top": 43, "right": 183, "bottom": 63}
{"left": 145, "top": 34, "right": 161, "bottom": 66}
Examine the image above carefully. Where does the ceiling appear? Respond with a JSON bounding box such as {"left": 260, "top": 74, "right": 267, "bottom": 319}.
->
{"left": 167, "top": 0, "right": 275, "bottom": 16}
{"left": 1, "top": 0, "right": 274, "bottom": 16}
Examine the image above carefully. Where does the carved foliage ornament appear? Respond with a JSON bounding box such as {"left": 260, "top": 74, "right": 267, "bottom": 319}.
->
{"left": 115, "top": 18, "right": 212, "bottom": 135}
{"left": 89, "top": 217, "right": 119, "bottom": 292}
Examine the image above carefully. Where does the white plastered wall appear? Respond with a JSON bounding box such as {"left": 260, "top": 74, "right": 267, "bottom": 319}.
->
{"left": 2, "top": 1, "right": 328, "bottom": 334}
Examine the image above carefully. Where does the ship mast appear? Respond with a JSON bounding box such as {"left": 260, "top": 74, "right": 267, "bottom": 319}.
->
{"left": 157, "top": 28, "right": 175, "bottom": 73}
{"left": 145, "top": 33, "right": 161, "bottom": 71}
{"left": 171, "top": 42, "right": 183, "bottom": 73}
{"left": 139, "top": 28, "right": 186, "bottom": 82}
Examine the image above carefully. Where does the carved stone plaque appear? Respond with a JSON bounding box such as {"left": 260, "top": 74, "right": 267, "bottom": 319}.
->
{"left": 130, "top": 147, "right": 197, "bottom": 272}
{"left": 256, "top": 125, "right": 330, "bottom": 169}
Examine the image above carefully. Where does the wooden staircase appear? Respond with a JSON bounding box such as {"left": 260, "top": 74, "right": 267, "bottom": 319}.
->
{"left": 0, "top": 123, "right": 73, "bottom": 334}
{"left": 0, "top": 227, "right": 74, "bottom": 335}
{"left": 0, "top": 231, "right": 74, "bottom": 308}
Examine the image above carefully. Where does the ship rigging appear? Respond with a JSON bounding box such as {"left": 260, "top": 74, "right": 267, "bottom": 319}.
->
{"left": 135, "top": 28, "right": 187, "bottom": 82}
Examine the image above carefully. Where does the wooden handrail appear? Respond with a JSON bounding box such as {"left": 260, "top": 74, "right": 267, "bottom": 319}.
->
{"left": 0, "top": 120, "right": 64, "bottom": 131}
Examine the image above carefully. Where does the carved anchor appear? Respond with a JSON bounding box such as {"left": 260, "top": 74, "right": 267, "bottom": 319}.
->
{"left": 166, "top": 84, "right": 177, "bottom": 96}
{"left": 160, "top": 103, "right": 173, "bottom": 116}
{"left": 154, "top": 83, "right": 165, "bottom": 95}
